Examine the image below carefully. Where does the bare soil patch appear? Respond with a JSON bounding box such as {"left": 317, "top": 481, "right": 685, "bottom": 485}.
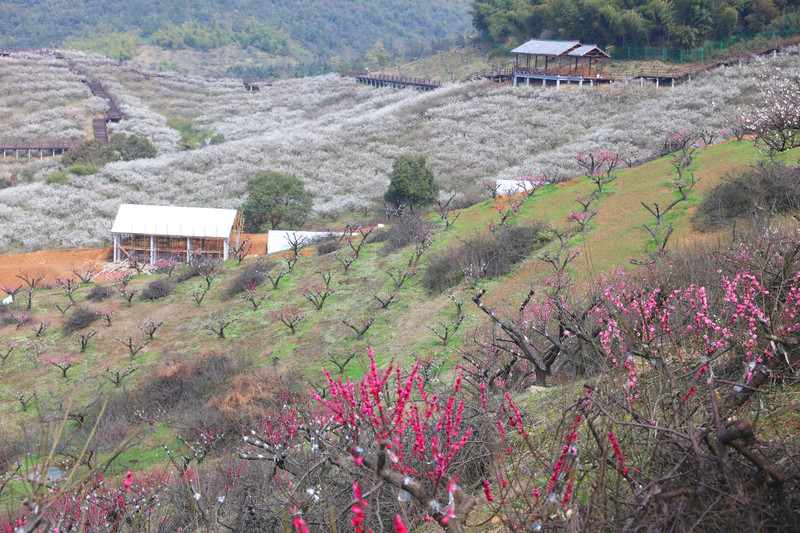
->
{"left": 0, "top": 247, "right": 112, "bottom": 287}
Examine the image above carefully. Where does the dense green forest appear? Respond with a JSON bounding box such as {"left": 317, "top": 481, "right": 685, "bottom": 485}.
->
{"left": 471, "top": 0, "right": 800, "bottom": 48}
{"left": 0, "top": 0, "right": 472, "bottom": 61}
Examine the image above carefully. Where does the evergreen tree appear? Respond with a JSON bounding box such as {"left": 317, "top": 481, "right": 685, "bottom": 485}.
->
{"left": 384, "top": 154, "right": 439, "bottom": 211}
{"left": 242, "top": 171, "right": 313, "bottom": 231}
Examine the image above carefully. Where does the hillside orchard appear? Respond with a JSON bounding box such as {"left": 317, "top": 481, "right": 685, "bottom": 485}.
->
{"left": 1, "top": 47, "right": 798, "bottom": 250}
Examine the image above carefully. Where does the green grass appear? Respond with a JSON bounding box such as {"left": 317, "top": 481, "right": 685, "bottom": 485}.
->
{"left": 0, "top": 137, "right": 786, "bottom": 478}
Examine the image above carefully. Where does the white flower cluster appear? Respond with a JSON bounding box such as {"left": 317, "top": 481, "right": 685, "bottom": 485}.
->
{"left": 0, "top": 56, "right": 91, "bottom": 141}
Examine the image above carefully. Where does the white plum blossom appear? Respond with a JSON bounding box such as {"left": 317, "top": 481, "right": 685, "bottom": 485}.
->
{"left": 0, "top": 46, "right": 798, "bottom": 250}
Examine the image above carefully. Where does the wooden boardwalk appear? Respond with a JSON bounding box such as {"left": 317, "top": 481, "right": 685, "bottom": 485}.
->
{"left": 0, "top": 64, "right": 126, "bottom": 157}
{"left": 92, "top": 118, "right": 109, "bottom": 144}
{"left": 85, "top": 79, "right": 123, "bottom": 121}
{"left": 1, "top": 141, "right": 79, "bottom": 158}
{"left": 342, "top": 71, "right": 442, "bottom": 91}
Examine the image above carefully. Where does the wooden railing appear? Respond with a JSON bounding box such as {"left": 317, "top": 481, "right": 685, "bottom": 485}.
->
{"left": 0, "top": 141, "right": 79, "bottom": 151}
{"left": 341, "top": 71, "right": 442, "bottom": 89}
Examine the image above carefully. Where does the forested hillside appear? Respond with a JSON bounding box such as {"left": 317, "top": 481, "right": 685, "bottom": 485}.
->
{"left": 472, "top": 0, "right": 800, "bottom": 48}
{"left": 0, "top": 0, "right": 473, "bottom": 64}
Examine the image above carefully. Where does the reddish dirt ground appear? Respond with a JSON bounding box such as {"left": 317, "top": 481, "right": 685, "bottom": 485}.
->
{"left": 0, "top": 247, "right": 113, "bottom": 288}
{"left": 0, "top": 233, "right": 273, "bottom": 289}
{"left": 241, "top": 233, "right": 269, "bottom": 257}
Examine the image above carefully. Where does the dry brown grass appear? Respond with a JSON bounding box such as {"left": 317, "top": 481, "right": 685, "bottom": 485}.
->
{"left": 206, "top": 367, "right": 298, "bottom": 425}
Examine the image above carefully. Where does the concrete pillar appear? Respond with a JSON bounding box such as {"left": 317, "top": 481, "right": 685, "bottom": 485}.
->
{"left": 150, "top": 236, "right": 155, "bottom": 264}
{"left": 556, "top": 79, "right": 560, "bottom": 89}
{"left": 656, "top": 78, "right": 659, "bottom": 87}
{"left": 113, "top": 234, "right": 119, "bottom": 262}
{"left": 223, "top": 239, "right": 229, "bottom": 261}
{"left": 579, "top": 79, "right": 583, "bottom": 86}
{"left": 671, "top": 79, "right": 675, "bottom": 88}
{"left": 542, "top": 78, "right": 546, "bottom": 87}
{"left": 513, "top": 75, "right": 518, "bottom": 87}
{"left": 525, "top": 76, "right": 530, "bottom": 86}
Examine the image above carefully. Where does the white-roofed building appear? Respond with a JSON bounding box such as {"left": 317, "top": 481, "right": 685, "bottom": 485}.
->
{"left": 111, "top": 204, "right": 243, "bottom": 264}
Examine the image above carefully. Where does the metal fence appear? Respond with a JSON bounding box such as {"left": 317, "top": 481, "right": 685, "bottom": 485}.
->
{"left": 609, "top": 29, "right": 800, "bottom": 63}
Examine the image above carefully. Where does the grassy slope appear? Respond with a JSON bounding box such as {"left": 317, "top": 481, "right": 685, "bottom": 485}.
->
{"left": 6, "top": 138, "right": 797, "bottom": 481}
{"left": 0, "top": 140, "right": 761, "bottom": 418}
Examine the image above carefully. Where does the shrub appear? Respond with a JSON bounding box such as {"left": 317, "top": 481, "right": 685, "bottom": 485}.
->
{"left": 382, "top": 215, "right": 436, "bottom": 254}
{"left": 85, "top": 284, "right": 112, "bottom": 302}
{"left": 62, "top": 135, "right": 157, "bottom": 167}
{"left": 140, "top": 279, "right": 174, "bottom": 300}
{"left": 44, "top": 170, "right": 69, "bottom": 185}
{"left": 209, "top": 133, "right": 226, "bottom": 145}
{"left": 103, "top": 133, "right": 158, "bottom": 162}
{"left": 421, "top": 249, "right": 465, "bottom": 293}
{"left": 693, "top": 164, "right": 800, "bottom": 230}
{"left": 67, "top": 163, "right": 100, "bottom": 176}
{"left": 174, "top": 265, "right": 201, "bottom": 283}
{"left": 62, "top": 139, "right": 105, "bottom": 166}
{"left": 99, "top": 352, "right": 244, "bottom": 439}
{"left": 367, "top": 228, "right": 389, "bottom": 244}
{"left": 422, "top": 222, "right": 552, "bottom": 293}
{"left": 63, "top": 307, "right": 101, "bottom": 334}
{"left": 314, "top": 236, "right": 342, "bottom": 255}
{"left": 206, "top": 367, "right": 304, "bottom": 429}
{"left": 227, "top": 261, "right": 271, "bottom": 296}
{"left": 0, "top": 305, "right": 14, "bottom": 326}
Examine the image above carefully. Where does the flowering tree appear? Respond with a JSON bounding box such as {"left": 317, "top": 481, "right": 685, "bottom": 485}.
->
{"left": 742, "top": 69, "right": 800, "bottom": 155}
{"left": 574, "top": 150, "right": 621, "bottom": 193}
{"left": 241, "top": 350, "right": 480, "bottom": 532}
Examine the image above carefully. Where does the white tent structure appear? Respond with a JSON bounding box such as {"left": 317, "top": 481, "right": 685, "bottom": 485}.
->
{"left": 111, "top": 204, "right": 243, "bottom": 264}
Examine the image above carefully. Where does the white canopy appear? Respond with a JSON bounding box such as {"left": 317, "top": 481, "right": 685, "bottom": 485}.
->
{"left": 111, "top": 204, "right": 238, "bottom": 239}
